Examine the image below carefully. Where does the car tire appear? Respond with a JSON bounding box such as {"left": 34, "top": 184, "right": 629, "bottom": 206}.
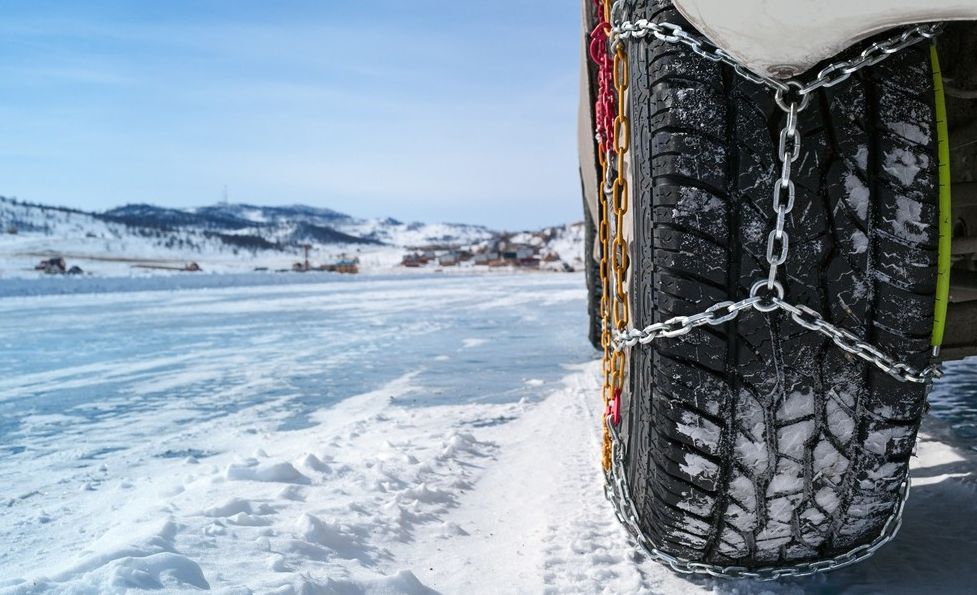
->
{"left": 620, "top": 0, "right": 940, "bottom": 567}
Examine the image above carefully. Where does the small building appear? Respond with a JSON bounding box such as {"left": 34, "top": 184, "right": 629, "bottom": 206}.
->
{"left": 438, "top": 253, "right": 460, "bottom": 267}
{"left": 473, "top": 252, "right": 499, "bottom": 265}
{"left": 35, "top": 257, "right": 66, "bottom": 274}
{"left": 323, "top": 258, "right": 359, "bottom": 274}
{"left": 401, "top": 253, "right": 429, "bottom": 268}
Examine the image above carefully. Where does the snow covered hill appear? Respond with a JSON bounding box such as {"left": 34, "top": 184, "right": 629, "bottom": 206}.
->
{"left": 0, "top": 197, "right": 583, "bottom": 278}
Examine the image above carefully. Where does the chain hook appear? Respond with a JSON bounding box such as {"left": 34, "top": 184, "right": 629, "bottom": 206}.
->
{"left": 774, "top": 80, "right": 812, "bottom": 113}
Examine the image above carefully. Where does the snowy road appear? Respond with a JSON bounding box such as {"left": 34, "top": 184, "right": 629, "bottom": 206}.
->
{"left": 1, "top": 273, "right": 976, "bottom": 593}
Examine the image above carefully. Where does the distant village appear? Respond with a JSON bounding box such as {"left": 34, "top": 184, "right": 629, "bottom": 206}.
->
{"left": 401, "top": 230, "right": 575, "bottom": 272}
{"left": 8, "top": 210, "right": 582, "bottom": 277}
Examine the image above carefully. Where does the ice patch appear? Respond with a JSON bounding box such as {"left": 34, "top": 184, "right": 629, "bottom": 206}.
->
{"left": 736, "top": 391, "right": 767, "bottom": 439}
{"left": 884, "top": 148, "right": 928, "bottom": 187}
{"left": 851, "top": 230, "right": 868, "bottom": 255}
{"left": 777, "top": 389, "right": 814, "bottom": 420}
{"left": 679, "top": 452, "right": 718, "bottom": 481}
{"left": 675, "top": 411, "right": 721, "bottom": 452}
{"left": 777, "top": 420, "right": 815, "bottom": 459}
{"left": 890, "top": 121, "right": 931, "bottom": 145}
{"left": 767, "top": 495, "right": 803, "bottom": 524}
{"left": 826, "top": 398, "right": 855, "bottom": 443}
{"left": 886, "top": 197, "right": 930, "bottom": 243}
{"left": 736, "top": 431, "right": 770, "bottom": 470}
{"left": 844, "top": 173, "right": 870, "bottom": 220}
{"left": 813, "top": 441, "right": 850, "bottom": 486}
{"left": 729, "top": 475, "right": 757, "bottom": 511}
{"left": 855, "top": 146, "right": 869, "bottom": 171}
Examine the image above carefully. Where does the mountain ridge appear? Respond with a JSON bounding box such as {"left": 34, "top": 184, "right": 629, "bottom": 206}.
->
{"left": 0, "top": 196, "right": 584, "bottom": 277}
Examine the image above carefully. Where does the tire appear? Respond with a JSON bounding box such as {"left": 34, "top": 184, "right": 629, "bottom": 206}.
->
{"left": 622, "top": 1, "right": 940, "bottom": 567}
{"left": 583, "top": 176, "right": 603, "bottom": 351}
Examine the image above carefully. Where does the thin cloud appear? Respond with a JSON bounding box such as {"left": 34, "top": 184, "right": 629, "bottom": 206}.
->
{"left": 0, "top": 0, "right": 581, "bottom": 229}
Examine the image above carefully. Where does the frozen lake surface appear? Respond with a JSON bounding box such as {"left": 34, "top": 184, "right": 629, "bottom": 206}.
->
{"left": 1, "top": 273, "right": 976, "bottom": 594}
{"left": 0, "top": 273, "right": 589, "bottom": 443}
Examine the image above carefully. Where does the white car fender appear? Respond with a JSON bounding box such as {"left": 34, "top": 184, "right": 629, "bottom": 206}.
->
{"left": 672, "top": 0, "right": 977, "bottom": 78}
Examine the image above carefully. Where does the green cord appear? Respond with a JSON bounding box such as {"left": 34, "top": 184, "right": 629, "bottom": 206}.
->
{"left": 930, "top": 44, "right": 952, "bottom": 349}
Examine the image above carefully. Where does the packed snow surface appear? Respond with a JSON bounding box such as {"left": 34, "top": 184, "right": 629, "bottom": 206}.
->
{"left": 2, "top": 274, "right": 976, "bottom": 594}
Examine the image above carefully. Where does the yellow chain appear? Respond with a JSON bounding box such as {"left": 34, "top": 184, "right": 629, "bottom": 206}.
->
{"left": 599, "top": 0, "right": 630, "bottom": 471}
{"left": 597, "top": 0, "right": 613, "bottom": 470}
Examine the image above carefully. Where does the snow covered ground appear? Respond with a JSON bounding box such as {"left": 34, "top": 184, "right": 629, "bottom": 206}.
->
{"left": 1, "top": 274, "right": 976, "bottom": 594}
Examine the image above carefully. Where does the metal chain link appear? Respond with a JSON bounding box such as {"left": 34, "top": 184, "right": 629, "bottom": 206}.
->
{"left": 613, "top": 291, "right": 944, "bottom": 384}
{"left": 604, "top": 418, "right": 911, "bottom": 580}
{"left": 612, "top": 17, "right": 943, "bottom": 96}
{"left": 609, "top": 14, "right": 633, "bottom": 432}
{"left": 596, "top": 2, "right": 946, "bottom": 580}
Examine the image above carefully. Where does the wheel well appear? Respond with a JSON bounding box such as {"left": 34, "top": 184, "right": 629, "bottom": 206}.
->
{"left": 937, "top": 22, "right": 977, "bottom": 359}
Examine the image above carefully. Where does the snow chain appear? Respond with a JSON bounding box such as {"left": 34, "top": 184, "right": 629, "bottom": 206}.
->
{"left": 592, "top": 0, "right": 945, "bottom": 580}
{"left": 604, "top": 419, "right": 911, "bottom": 579}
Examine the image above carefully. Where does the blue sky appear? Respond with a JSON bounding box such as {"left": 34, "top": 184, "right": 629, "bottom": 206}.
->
{"left": 0, "top": 0, "right": 582, "bottom": 230}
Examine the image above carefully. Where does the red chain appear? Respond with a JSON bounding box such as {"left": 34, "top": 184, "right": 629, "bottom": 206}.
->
{"left": 589, "top": 0, "right": 615, "bottom": 154}
{"left": 606, "top": 387, "right": 621, "bottom": 426}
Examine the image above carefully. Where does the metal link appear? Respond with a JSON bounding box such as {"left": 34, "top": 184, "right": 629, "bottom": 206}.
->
{"left": 613, "top": 18, "right": 789, "bottom": 93}
{"left": 612, "top": 19, "right": 943, "bottom": 96}
{"left": 613, "top": 296, "right": 943, "bottom": 384}
{"left": 604, "top": 418, "right": 912, "bottom": 581}
{"left": 602, "top": 5, "right": 945, "bottom": 581}
{"left": 798, "top": 23, "right": 943, "bottom": 95}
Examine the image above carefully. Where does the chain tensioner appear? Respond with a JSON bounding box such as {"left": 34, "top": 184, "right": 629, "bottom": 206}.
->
{"left": 593, "top": 0, "right": 946, "bottom": 581}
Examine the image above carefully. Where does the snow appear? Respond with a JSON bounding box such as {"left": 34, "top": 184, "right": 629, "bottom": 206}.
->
{"left": 0, "top": 197, "right": 585, "bottom": 279}
{"left": 886, "top": 196, "right": 931, "bottom": 243}
{"left": 883, "top": 148, "right": 929, "bottom": 187}
{"left": 851, "top": 230, "right": 868, "bottom": 254}
{"left": 843, "top": 172, "right": 870, "bottom": 220}
{"left": 675, "top": 411, "right": 721, "bottom": 451}
{"left": 2, "top": 274, "right": 977, "bottom": 594}
{"left": 0, "top": 196, "right": 406, "bottom": 278}
{"left": 890, "top": 121, "right": 931, "bottom": 146}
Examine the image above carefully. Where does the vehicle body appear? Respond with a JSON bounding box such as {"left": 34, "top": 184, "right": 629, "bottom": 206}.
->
{"left": 580, "top": 0, "right": 977, "bottom": 577}
{"left": 672, "top": 0, "right": 977, "bottom": 78}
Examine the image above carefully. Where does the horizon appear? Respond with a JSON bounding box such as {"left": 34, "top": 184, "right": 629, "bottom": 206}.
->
{"left": 0, "top": 193, "right": 582, "bottom": 232}
{"left": 0, "top": 0, "right": 580, "bottom": 230}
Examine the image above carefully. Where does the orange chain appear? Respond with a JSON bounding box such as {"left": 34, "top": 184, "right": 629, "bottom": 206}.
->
{"left": 592, "top": 0, "right": 630, "bottom": 470}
